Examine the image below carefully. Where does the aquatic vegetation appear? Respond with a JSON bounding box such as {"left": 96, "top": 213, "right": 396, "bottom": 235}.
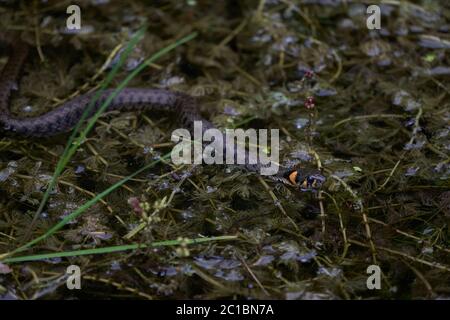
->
{"left": 0, "top": 0, "right": 449, "bottom": 299}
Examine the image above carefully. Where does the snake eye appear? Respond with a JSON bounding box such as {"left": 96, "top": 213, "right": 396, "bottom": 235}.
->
{"left": 287, "top": 170, "right": 326, "bottom": 190}
{"left": 288, "top": 170, "right": 298, "bottom": 185}
{"left": 307, "top": 174, "right": 326, "bottom": 189}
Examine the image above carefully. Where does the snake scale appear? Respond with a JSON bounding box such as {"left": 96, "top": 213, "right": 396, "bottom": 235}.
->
{"left": 0, "top": 34, "right": 325, "bottom": 190}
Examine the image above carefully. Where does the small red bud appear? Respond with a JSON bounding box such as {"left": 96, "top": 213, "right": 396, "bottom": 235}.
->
{"left": 304, "top": 96, "right": 316, "bottom": 109}
{"left": 305, "top": 70, "right": 314, "bottom": 79}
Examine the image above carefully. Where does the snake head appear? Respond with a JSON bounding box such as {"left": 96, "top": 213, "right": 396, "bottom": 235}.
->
{"left": 285, "top": 169, "right": 326, "bottom": 191}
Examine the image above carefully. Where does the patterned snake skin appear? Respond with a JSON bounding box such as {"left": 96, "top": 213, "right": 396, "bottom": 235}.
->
{"left": 0, "top": 37, "right": 212, "bottom": 137}
{"left": 0, "top": 34, "right": 325, "bottom": 189}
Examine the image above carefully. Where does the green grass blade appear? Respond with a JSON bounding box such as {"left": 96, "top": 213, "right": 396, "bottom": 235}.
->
{"left": 31, "top": 26, "right": 148, "bottom": 223}
{"left": 54, "top": 32, "right": 198, "bottom": 179}
{"left": 74, "top": 32, "right": 198, "bottom": 146}
{"left": 25, "top": 31, "right": 197, "bottom": 241}
{"left": 3, "top": 236, "right": 237, "bottom": 263}
{"left": 7, "top": 31, "right": 199, "bottom": 260}
{"left": 3, "top": 152, "right": 171, "bottom": 259}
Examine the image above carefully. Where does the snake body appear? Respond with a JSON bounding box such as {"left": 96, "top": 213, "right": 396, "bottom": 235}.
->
{"left": 0, "top": 35, "right": 325, "bottom": 190}
{"left": 0, "top": 37, "right": 211, "bottom": 137}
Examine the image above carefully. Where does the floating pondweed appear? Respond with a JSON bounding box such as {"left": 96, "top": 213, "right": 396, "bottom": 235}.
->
{"left": 1, "top": 0, "right": 448, "bottom": 300}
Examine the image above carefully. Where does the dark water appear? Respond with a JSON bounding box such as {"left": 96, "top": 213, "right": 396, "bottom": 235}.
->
{"left": 0, "top": 0, "right": 449, "bottom": 300}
